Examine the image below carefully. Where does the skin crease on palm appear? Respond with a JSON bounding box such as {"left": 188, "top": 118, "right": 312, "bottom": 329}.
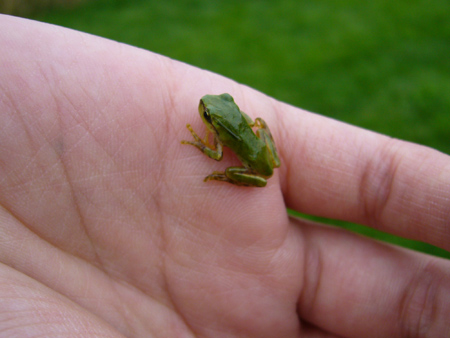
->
{"left": 0, "top": 15, "right": 449, "bottom": 338}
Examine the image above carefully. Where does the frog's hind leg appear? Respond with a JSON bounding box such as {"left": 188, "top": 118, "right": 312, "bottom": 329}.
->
{"left": 203, "top": 171, "right": 229, "bottom": 183}
{"left": 204, "top": 167, "right": 267, "bottom": 187}
{"left": 255, "top": 118, "right": 280, "bottom": 168}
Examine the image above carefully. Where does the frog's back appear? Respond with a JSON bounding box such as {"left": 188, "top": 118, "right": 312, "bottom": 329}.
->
{"left": 206, "top": 93, "right": 274, "bottom": 176}
{"left": 225, "top": 118, "right": 273, "bottom": 176}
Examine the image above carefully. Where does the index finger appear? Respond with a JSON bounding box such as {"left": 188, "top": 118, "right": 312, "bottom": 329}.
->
{"left": 276, "top": 102, "right": 450, "bottom": 251}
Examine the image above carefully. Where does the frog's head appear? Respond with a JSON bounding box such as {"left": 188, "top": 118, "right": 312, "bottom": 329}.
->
{"left": 198, "top": 93, "right": 237, "bottom": 134}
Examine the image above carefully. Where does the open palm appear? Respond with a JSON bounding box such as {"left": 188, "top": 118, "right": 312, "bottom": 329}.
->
{"left": 0, "top": 16, "right": 449, "bottom": 338}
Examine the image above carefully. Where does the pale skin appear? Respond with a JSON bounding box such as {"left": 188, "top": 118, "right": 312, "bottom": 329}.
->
{"left": 0, "top": 15, "right": 449, "bottom": 338}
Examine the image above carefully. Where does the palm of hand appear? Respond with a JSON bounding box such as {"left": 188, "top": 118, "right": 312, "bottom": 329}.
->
{"left": 0, "top": 18, "right": 301, "bottom": 337}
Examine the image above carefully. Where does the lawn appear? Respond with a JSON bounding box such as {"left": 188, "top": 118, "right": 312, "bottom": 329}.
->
{"left": 27, "top": 0, "right": 450, "bottom": 258}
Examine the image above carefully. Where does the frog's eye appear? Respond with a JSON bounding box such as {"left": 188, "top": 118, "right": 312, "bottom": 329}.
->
{"left": 203, "top": 109, "right": 212, "bottom": 123}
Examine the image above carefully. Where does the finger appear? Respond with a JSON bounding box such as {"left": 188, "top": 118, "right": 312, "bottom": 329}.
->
{"left": 276, "top": 103, "right": 450, "bottom": 250}
{"left": 295, "top": 217, "right": 450, "bottom": 338}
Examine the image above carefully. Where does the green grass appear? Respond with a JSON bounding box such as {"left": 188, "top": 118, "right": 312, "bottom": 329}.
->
{"left": 288, "top": 210, "right": 450, "bottom": 259}
{"left": 29, "top": 0, "right": 450, "bottom": 258}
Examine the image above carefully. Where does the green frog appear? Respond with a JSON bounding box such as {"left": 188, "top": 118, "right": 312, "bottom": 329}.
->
{"left": 181, "top": 93, "right": 280, "bottom": 187}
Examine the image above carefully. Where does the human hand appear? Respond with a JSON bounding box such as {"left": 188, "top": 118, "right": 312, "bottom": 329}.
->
{"left": 0, "top": 16, "right": 449, "bottom": 337}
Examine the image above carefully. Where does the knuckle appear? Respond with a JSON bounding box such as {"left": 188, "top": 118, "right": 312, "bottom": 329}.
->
{"left": 399, "top": 261, "right": 450, "bottom": 338}
{"left": 358, "top": 139, "right": 402, "bottom": 228}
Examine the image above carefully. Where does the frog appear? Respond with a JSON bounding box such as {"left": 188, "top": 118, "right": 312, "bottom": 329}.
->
{"left": 181, "top": 93, "right": 280, "bottom": 187}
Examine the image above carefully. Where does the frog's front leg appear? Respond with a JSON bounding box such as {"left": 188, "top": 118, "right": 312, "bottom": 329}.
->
{"left": 255, "top": 118, "right": 281, "bottom": 168}
{"left": 205, "top": 167, "right": 268, "bottom": 187}
{"left": 181, "top": 124, "right": 223, "bottom": 160}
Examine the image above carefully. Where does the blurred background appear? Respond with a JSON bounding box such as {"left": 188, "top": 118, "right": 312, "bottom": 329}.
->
{"left": 2, "top": 0, "right": 449, "bottom": 258}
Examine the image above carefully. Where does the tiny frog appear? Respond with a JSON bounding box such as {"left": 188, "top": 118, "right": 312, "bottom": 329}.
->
{"left": 181, "top": 93, "right": 280, "bottom": 187}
